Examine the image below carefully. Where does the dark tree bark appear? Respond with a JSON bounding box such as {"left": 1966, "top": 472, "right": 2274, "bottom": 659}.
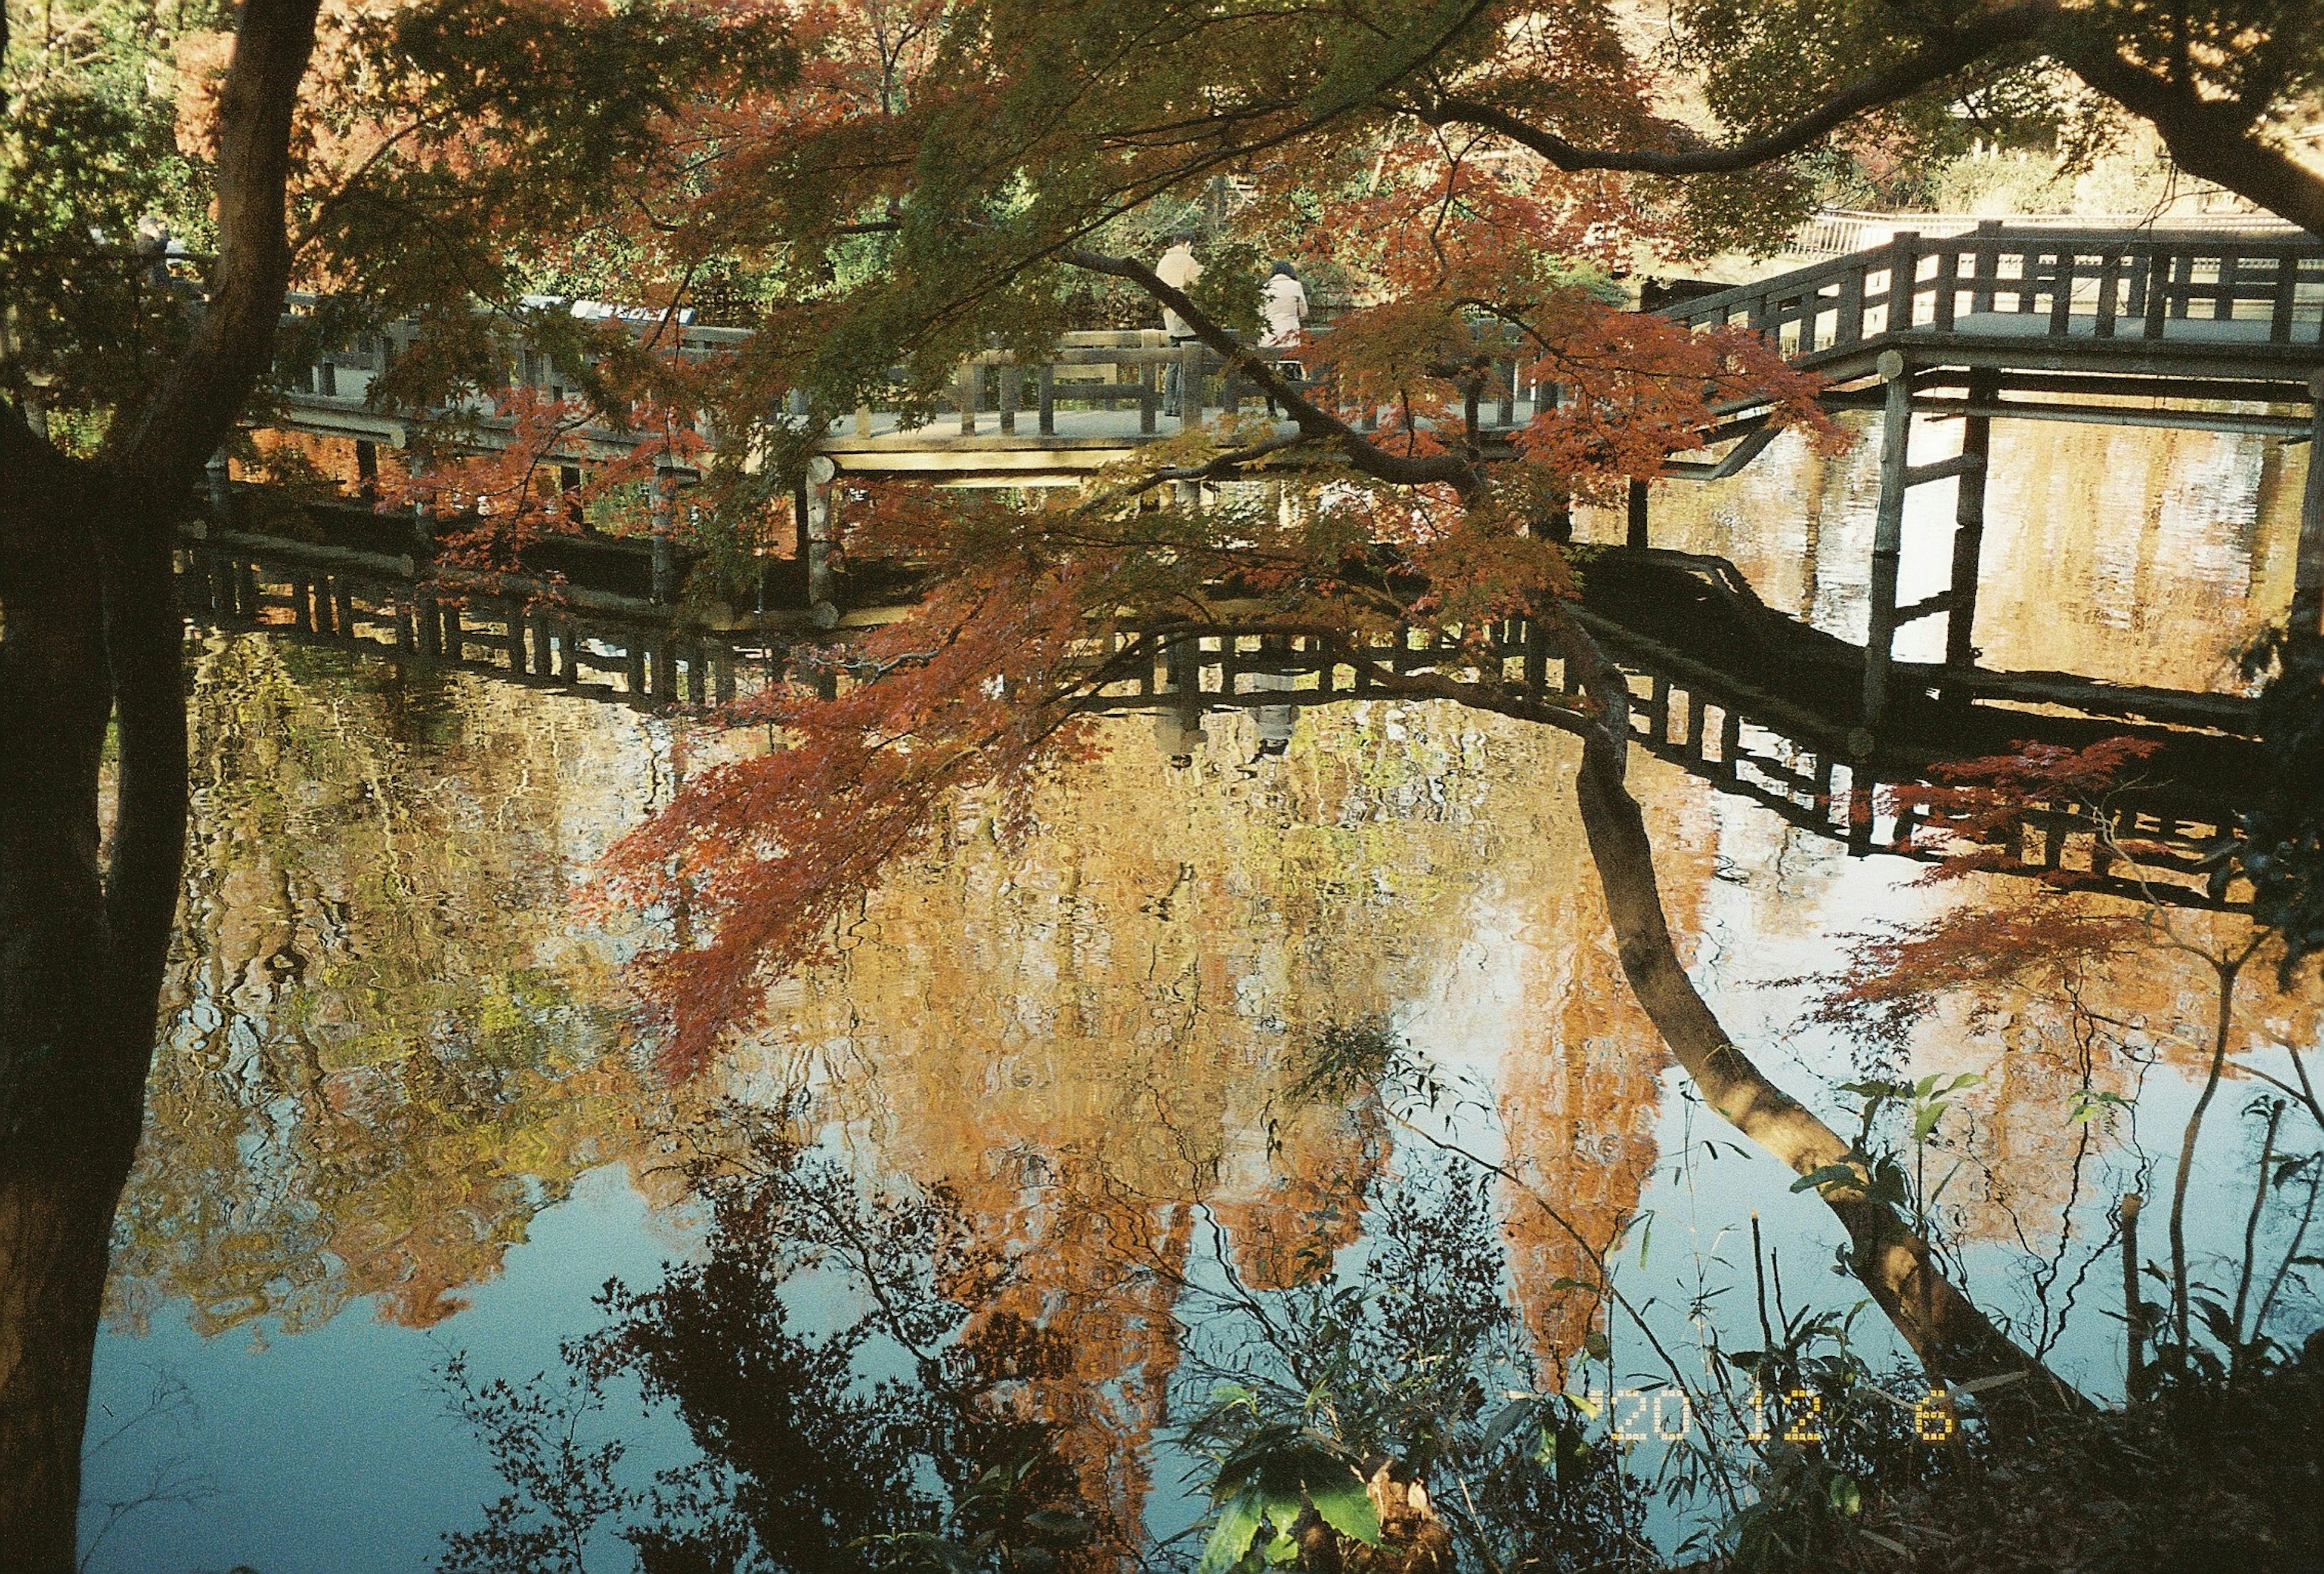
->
{"left": 0, "top": 4, "right": 321, "bottom": 1566}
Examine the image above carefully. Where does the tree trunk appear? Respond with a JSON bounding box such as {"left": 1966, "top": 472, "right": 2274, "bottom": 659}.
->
{"left": 0, "top": 460, "right": 189, "bottom": 1570}
{"left": 1551, "top": 616, "right": 2086, "bottom": 1410}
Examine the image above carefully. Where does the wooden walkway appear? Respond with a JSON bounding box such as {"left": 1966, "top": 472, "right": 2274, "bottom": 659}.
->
{"left": 257, "top": 221, "right": 2324, "bottom": 739}
{"left": 1649, "top": 225, "right": 2324, "bottom": 727}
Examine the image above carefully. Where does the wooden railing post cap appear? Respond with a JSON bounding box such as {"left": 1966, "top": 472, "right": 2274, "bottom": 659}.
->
{"left": 1876, "top": 349, "right": 1909, "bottom": 382}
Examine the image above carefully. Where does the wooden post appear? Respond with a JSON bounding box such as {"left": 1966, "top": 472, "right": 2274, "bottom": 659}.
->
{"left": 998, "top": 361, "right": 1020, "bottom": 434}
{"left": 1861, "top": 350, "right": 1912, "bottom": 732}
{"left": 1943, "top": 370, "right": 1998, "bottom": 692}
{"left": 1037, "top": 366, "right": 1056, "bottom": 435}
{"left": 2297, "top": 375, "right": 2324, "bottom": 641}
{"left": 1626, "top": 477, "right": 1649, "bottom": 549}
{"left": 649, "top": 461, "right": 677, "bottom": 605}
{"left": 205, "top": 450, "right": 235, "bottom": 525}
{"left": 956, "top": 361, "right": 979, "bottom": 434}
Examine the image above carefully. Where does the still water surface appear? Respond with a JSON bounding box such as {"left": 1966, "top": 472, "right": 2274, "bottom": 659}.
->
{"left": 84, "top": 416, "right": 2320, "bottom": 1569}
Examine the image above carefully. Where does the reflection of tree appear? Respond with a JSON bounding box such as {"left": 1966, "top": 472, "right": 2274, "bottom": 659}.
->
{"left": 441, "top": 1105, "right": 1657, "bottom": 1573}
{"left": 107, "top": 633, "right": 687, "bottom": 1334}
{"left": 761, "top": 700, "right": 1692, "bottom": 1353}
{"left": 729, "top": 702, "right": 1685, "bottom": 1528}
{"left": 439, "top": 1104, "right": 1105, "bottom": 1573}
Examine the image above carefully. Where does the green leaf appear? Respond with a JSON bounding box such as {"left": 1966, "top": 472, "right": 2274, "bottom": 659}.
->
{"left": 1198, "top": 1491, "right": 1265, "bottom": 1574}
{"left": 1961, "top": 1370, "right": 2027, "bottom": 1394}
{"left": 1263, "top": 1529, "right": 1301, "bottom": 1566}
{"left": 1483, "top": 1397, "right": 1541, "bottom": 1450}
{"left": 1827, "top": 1474, "right": 1862, "bottom": 1515}
{"left": 1912, "top": 1101, "right": 1948, "bottom": 1143}
{"left": 1790, "top": 1163, "right": 1860, "bottom": 1195}
{"left": 1306, "top": 1471, "right": 1382, "bottom": 1546}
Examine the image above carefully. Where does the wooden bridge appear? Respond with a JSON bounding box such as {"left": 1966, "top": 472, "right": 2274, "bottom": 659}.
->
{"left": 1650, "top": 222, "right": 2324, "bottom": 727}
{"left": 255, "top": 220, "right": 2324, "bottom": 741}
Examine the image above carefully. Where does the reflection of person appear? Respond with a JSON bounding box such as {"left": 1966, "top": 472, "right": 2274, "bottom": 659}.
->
{"left": 1157, "top": 236, "right": 1202, "bottom": 416}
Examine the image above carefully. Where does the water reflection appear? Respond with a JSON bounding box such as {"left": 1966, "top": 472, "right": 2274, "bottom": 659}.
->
{"left": 108, "top": 634, "right": 695, "bottom": 1339}
{"left": 87, "top": 417, "right": 2324, "bottom": 1569}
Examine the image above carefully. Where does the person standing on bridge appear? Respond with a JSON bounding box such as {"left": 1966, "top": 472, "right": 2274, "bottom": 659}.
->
{"left": 1157, "top": 234, "right": 1202, "bottom": 417}
{"left": 1259, "top": 260, "right": 1308, "bottom": 418}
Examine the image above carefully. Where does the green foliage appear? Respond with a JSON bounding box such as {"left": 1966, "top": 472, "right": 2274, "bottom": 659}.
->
{"left": 1, "top": 0, "right": 220, "bottom": 419}
{"left": 1190, "top": 1409, "right": 1377, "bottom": 1573}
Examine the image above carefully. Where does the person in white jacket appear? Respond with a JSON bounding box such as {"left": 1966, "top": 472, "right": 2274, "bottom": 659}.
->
{"left": 1259, "top": 261, "right": 1307, "bottom": 347}
{"left": 1157, "top": 237, "right": 1203, "bottom": 416}
{"left": 1259, "top": 261, "right": 1308, "bottom": 416}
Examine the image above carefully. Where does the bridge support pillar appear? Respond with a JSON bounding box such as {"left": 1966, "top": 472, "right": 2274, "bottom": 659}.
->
{"left": 1860, "top": 355, "right": 1913, "bottom": 736}
{"left": 649, "top": 461, "right": 677, "bottom": 605}
{"left": 1941, "top": 371, "right": 1998, "bottom": 699}
{"left": 1626, "top": 477, "right": 1649, "bottom": 549}
{"left": 2297, "top": 377, "right": 2324, "bottom": 642}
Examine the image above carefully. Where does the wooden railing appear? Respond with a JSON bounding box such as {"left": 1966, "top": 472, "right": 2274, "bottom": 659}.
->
{"left": 1785, "top": 208, "right": 2303, "bottom": 258}
{"left": 1664, "top": 226, "right": 2324, "bottom": 358}
{"left": 273, "top": 312, "right": 1554, "bottom": 444}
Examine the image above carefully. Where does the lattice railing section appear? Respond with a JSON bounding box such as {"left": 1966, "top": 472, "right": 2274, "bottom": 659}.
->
{"left": 1665, "top": 227, "right": 2324, "bottom": 359}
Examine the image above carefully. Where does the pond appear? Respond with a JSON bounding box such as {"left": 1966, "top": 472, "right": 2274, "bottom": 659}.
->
{"left": 82, "top": 414, "right": 2322, "bottom": 1571}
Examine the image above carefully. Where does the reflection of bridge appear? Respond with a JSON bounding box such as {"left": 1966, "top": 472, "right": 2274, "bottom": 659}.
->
{"left": 179, "top": 510, "right": 2256, "bottom": 907}
{"left": 1069, "top": 558, "right": 2257, "bottom": 907}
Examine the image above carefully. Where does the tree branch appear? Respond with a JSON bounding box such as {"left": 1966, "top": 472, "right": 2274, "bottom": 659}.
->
{"left": 2051, "top": 41, "right": 2324, "bottom": 236}
{"left": 1060, "top": 247, "right": 1481, "bottom": 496}
{"left": 1417, "top": 11, "right": 2050, "bottom": 176}
{"left": 110, "top": 0, "right": 323, "bottom": 489}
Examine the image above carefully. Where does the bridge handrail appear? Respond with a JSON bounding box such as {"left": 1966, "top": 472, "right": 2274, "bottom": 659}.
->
{"left": 1659, "top": 225, "right": 2324, "bottom": 356}
{"left": 1788, "top": 208, "right": 2309, "bottom": 256}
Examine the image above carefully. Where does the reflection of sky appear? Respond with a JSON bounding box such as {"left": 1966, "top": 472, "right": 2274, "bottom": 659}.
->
{"left": 83, "top": 1167, "right": 704, "bottom": 1574}
{"left": 85, "top": 415, "right": 2324, "bottom": 1567}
